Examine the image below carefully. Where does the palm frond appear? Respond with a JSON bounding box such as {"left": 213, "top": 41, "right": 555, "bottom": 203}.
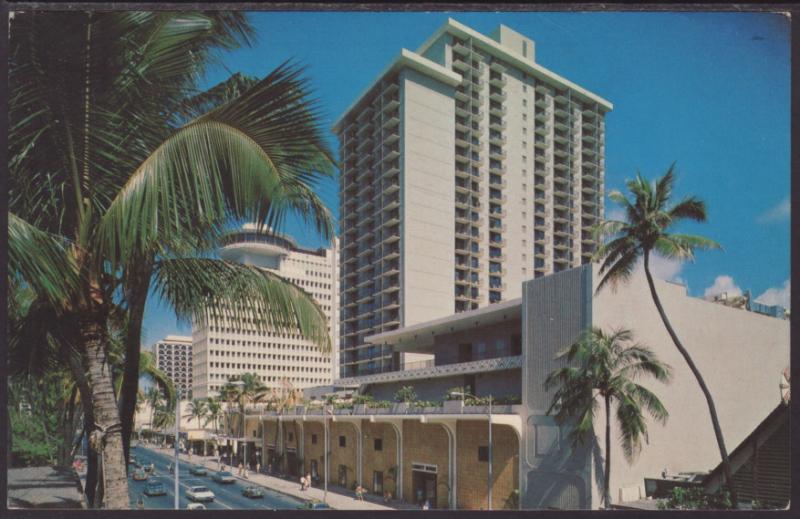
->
{"left": 97, "top": 61, "right": 335, "bottom": 269}
{"left": 8, "top": 213, "right": 80, "bottom": 307}
{"left": 152, "top": 257, "right": 330, "bottom": 352}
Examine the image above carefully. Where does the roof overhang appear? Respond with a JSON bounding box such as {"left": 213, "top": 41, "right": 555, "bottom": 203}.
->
{"left": 416, "top": 18, "right": 613, "bottom": 111}
{"left": 332, "top": 49, "right": 462, "bottom": 133}
{"left": 366, "top": 298, "right": 522, "bottom": 352}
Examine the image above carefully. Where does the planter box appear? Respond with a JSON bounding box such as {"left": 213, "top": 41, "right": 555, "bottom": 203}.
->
{"left": 423, "top": 406, "right": 441, "bottom": 414}
{"left": 442, "top": 400, "right": 464, "bottom": 414}
{"left": 371, "top": 408, "right": 392, "bottom": 415}
{"left": 392, "top": 403, "right": 410, "bottom": 414}
{"left": 354, "top": 404, "right": 367, "bottom": 414}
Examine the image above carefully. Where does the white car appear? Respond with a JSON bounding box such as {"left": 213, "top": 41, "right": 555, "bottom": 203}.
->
{"left": 186, "top": 485, "right": 215, "bottom": 502}
{"left": 186, "top": 503, "right": 207, "bottom": 510}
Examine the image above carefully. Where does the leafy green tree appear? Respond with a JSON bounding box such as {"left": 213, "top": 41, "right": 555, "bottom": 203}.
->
{"left": 545, "top": 327, "right": 672, "bottom": 508}
{"left": 591, "top": 165, "right": 735, "bottom": 505}
{"left": 185, "top": 398, "right": 208, "bottom": 429}
{"left": 9, "top": 11, "right": 334, "bottom": 508}
{"left": 394, "top": 386, "right": 417, "bottom": 403}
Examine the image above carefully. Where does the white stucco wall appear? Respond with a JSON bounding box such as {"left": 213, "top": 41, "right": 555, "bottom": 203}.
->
{"left": 400, "top": 68, "right": 456, "bottom": 328}
{"left": 590, "top": 264, "right": 790, "bottom": 504}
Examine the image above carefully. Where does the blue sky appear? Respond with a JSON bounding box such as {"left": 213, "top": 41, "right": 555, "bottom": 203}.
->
{"left": 140, "top": 11, "right": 791, "bottom": 349}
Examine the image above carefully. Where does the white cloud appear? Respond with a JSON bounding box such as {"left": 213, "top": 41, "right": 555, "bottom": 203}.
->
{"left": 757, "top": 197, "right": 790, "bottom": 223}
{"left": 703, "top": 275, "right": 743, "bottom": 300}
{"left": 755, "top": 279, "right": 790, "bottom": 309}
{"left": 633, "top": 253, "right": 684, "bottom": 283}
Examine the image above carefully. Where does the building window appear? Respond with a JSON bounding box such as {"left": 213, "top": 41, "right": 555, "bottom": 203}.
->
{"left": 374, "top": 438, "right": 383, "bottom": 451}
{"left": 339, "top": 435, "right": 346, "bottom": 448}
{"left": 478, "top": 446, "right": 489, "bottom": 462}
{"left": 288, "top": 432, "right": 294, "bottom": 442}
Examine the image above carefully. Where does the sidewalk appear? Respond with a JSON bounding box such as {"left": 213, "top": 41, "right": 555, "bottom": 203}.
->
{"left": 152, "top": 446, "right": 418, "bottom": 510}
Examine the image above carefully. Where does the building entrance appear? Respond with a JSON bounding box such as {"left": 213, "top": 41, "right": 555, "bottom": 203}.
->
{"left": 411, "top": 469, "right": 437, "bottom": 508}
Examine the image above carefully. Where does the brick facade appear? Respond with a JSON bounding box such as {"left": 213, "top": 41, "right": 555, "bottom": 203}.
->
{"left": 360, "top": 421, "right": 399, "bottom": 498}
{"left": 402, "top": 421, "right": 451, "bottom": 509}
{"left": 456, "top": 422, "right": 519, "bottom": 510}
{"left": 329, "top": 421, "right": 358, "bottom": 489}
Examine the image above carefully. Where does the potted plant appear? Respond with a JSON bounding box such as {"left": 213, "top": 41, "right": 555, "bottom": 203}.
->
{"left": 392, "top": 386, "right": 416, "bottom": 413}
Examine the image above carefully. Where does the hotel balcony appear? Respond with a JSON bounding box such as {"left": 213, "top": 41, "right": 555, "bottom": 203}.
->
{"left": 489, "top": 104, "right": 507, "bottom": 117}
{"left": 554, "top": 91, "right": 569, "bottom": 104}
{"left": 553, "top": 118, "right": 570, "bottom": 131}
{"left": 488, "top": 132, "right": 506, "bottom": 146}
{"left": 452, "top": 57, "right": 470, "bottom": 72}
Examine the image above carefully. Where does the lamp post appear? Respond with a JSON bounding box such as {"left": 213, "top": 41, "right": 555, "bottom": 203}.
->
{"left": 324, "top": 404, "right": 330, "bottom": 504}
{"left": 174, "top": 389, "right": 181, "bottom": 510}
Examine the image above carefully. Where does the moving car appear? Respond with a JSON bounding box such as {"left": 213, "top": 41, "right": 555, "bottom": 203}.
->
{"left": 132, "top": 469, "right": 148, "bottom": 481}
{"left": 189, "top": 465, "right": 208, "bottom": 476}
{"left": 186, "top": 485, "right": 215, "bottom": 502}
{"left": 144, "top": 480, "right": 167, "bottom": 496}
{"left": 212, "top": 471, "right": 235, "bottom": 484}
{"left": 186, "top": 503, "right": 206, "bottom": 510}
{"left": 297, "top": 499, "right": 332, "bottom": 510}
{"left": 242, "top": 486, "right": 265, "bottom": 498}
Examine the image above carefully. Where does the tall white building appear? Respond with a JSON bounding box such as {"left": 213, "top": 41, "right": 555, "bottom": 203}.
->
{"left": 191, "top": 226, "right": 339, "bottom": 399}
{"left": 334, "top": 19, "right": 612, "bottom": 378}
{"left": 153, "top": 335, "right": 193, "bottom": 399}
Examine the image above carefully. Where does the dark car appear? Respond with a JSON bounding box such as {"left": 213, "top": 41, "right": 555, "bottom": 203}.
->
{"left": 242, "top": 486, "right": 265, "bottom": 499}
{"left": 144, "top": 480, "right": 167, "bottom": 496}
{"left": 212, "top": 471, "right": 235, "bottom": 484}
{"left": 297, "top": 499, "right": 332, "bottom": 510}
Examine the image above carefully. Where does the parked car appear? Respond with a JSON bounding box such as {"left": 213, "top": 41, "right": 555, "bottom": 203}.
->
{"left": 186, "top": 485, "right": 215, "bottom": 502}
{"left": 132, "top": 469, "right": 148, "bottom": 481}
{"left": 242, "top": 486, "right": 265, "bottom": 498}
{"left": 144, "top": 480, "right": 167, "bottom": 496}
{"left": 186, "top": 503, "right": 206, "bottom": 510}
{"left": 212, "top": 471, "right": 235, "bottom": 484}
{"left": 189, "top": 465, "right": 208, "bottom": 476}
{"left": 297, "top": 499, "right": 332, "bottom": 510}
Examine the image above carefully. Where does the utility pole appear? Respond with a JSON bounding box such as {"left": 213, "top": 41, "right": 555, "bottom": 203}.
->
{"left": 324, "top": 405, "right": 329, "bottom": 504}
{"left": 488, "top": 395, "right": 492, "bottom": 511}
{"left": 174, "top": 390, "right": 181, "bottom": 510}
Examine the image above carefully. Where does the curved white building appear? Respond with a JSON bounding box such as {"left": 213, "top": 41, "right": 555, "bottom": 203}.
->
{"left": 191, "top": 225, "right": 339, "bottom": 399}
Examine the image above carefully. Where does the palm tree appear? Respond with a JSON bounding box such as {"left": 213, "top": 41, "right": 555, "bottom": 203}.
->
{"left": 144, "top": 387, "right": 163, "bottom": 435}
{"left": 545, "top": 327, "right": 672, "bottom": 508}
{"left": 9, "top": 11, "right": 334, "bottom": 508}
{"left": 204, "top": 397, "right": 223, "bottom": 434}
{"left": 185, "top": 398, "right": 208, "bottom": 429}
{"left": 591, "top": 165, "right": 736, "bottom": 505}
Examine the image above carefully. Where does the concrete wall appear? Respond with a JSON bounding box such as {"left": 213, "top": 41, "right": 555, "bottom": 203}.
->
{"left": 520, "top": 265, "right": 594, "bottom": 509}
{"left": 432, "top": 319, "right": 522, "bottom": 365}
{"left": 590, "top": 263, "right": 790, "bottom": 505}
{"left": 400, "top": 68, "right": 455, "bottom": 329}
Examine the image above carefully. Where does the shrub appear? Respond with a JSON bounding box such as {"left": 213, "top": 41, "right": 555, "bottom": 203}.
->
{"left": 656, "top": 486, "right": 732, "bottom": 510}
{"left": 352, "top": 395, "right": 374, "bottom": 405}
{"left": 394, "top": 386, "right": 417, "bottom": 403}
{"left": 373, "top": 400, "right": 392, "bottom": 409}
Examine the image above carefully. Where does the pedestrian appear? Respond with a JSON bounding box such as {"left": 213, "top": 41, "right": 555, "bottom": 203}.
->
{"left": 306, "top": 473, "right": 312, "bottom": 489}
{"left": 238, "top": 462, "right": 244, "bottom": 477}
{"left": 383, "top": 490, "right": 392, "bottom": 503}
{"left": 355, "top": 485, "right": 364, "bottom": 501}
{"left": 300, "top": 475, "right": 306, "bottom": 491}
{"left": 267, "top": 463, "right": 272, "bottom": 474}
{"left": 256, "top": 462, "right": 261, "bottom": 475}
{"left": 422, "top": 499, "right": 430, "bottom": 510}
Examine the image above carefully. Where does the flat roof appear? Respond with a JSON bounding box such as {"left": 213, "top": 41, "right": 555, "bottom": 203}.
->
{"left": 332, "top": 48, "right": 462, "bottom": 133}
{"left": 366, "top": 298, "right": 522, "bottom": 351}
{"left": 416, "top": 18, "right": 613, "bottom": 111}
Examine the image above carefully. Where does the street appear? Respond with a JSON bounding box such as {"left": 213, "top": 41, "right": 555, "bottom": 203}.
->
{"left": 129, "top": 446, "right": 305, "bottom": 510}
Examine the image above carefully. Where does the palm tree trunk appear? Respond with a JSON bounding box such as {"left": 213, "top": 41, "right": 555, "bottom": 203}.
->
{"left": 604, "top": 395, "right": 612, "bottom": 508}
{"left": 119, "top": 261, "right": 152, "bottom": 465}
{"left": 643, "top": 251, "right": 737, "bottom": 507}
{"left": 82, "top": 316, "right": 130, "bottom": 509}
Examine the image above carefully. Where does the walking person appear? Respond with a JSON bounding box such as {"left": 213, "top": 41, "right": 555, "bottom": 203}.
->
{"left": 422, "top": 499, "right": 430, "bottom": 510}
{"left": 300, "top": 475, "right": 306, "bottom": 491}
{"left": 256, "top": 462, "right": 261, "bottom": 475}
{"left": 306, "top": 473, "right": 312, "bottom": 489}
{"left": 238, "top": 462, "right": 244, "bottom": 477}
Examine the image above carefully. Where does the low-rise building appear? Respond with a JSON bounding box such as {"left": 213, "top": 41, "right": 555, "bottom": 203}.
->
{"left": 243, "top": 264, "right": 788, "bottom": 509}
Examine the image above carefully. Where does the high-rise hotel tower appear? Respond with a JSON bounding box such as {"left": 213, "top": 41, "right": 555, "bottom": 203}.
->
{"left": 334, "top": 19, "right": 612, "bottom": 378}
